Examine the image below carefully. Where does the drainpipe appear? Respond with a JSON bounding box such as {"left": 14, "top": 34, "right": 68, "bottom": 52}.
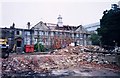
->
{"left": 37, "top": 28, "right": 40, "bottom": 52}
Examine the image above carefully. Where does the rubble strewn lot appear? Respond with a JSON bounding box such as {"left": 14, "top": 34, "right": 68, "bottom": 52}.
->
{"left": 52, "top": 45, "right": 117, "bottom": 55}
{"left": 1, "top": 45, "right": 120, "bottom": 77}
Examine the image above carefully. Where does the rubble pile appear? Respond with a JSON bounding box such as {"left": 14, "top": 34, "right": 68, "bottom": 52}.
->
{"left": 52, "top": 46, "right": 83, "bottom": 55}
{"left": 2, "top": 55, "right": 77, "bottom": 73}
{"left": 84, "top": 45, "right": 107, "bottom": 52}
{"left": 52, "top": 45, "right": 106, "bottom": 55}
{"left": 1, "top": 45, "right": 120, "bottom": 75}
{"left": 2, "top": 54, "right": 120, "bottom": 74}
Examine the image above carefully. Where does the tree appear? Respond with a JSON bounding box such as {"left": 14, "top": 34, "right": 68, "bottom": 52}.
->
{"left": 34, "top": 43, "right": 45, "bottom": 52}
{"left": 90, "top": 33, "right": 100, "bottom": 45}
{"left": 97, "top": 4, "right": 120, "bottom": 47}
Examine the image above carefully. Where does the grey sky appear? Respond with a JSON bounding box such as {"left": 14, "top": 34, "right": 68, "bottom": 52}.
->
{"left": 0, "top": 0, "right": 119, "bottom": 28}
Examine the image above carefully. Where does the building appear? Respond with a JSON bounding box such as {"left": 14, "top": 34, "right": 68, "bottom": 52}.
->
{"left": 32, "top": 15, "right": 91, "bottom": 49}
{"left": 0, "top": 15, "right": 91, "bottom": 52}
{"left": 0, "top": 24, "right": 33, "bottom": 53}
{"left": 84, "top": 22, "right": 100, "bottom": 33}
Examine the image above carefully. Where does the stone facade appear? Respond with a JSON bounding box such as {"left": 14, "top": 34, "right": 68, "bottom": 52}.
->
{"left": 32, "top": 21, "right": 91, "bottom": 49}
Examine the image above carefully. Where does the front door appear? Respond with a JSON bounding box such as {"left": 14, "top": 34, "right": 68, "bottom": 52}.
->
{"left": 16, "top": 37, "right": 23, "bottom": 53}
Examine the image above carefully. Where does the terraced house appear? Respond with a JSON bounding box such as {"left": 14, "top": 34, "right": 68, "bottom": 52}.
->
{"left": 0, "top": 25, "right": 33, "bottom": 53}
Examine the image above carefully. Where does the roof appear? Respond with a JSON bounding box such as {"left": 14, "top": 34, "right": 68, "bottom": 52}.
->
{"left": 32, "top": 21, "right": 89, "bottom": 34}
{"left": 32, "top": 21, "right": 79, "bottom": 31}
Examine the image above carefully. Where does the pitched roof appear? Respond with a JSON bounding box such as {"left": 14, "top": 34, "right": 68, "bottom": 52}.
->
{"left": 32, "top": 21, "right": 89, "bottom": 34}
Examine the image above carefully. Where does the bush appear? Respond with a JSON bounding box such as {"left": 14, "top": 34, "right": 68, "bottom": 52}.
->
{"left": 34, "top": 43, "right": 45, "bottom": 52}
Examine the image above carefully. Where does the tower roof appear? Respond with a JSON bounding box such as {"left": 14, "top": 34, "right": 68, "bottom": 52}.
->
{"left": 57, "top": 15, "right": 62, "bottom": 19}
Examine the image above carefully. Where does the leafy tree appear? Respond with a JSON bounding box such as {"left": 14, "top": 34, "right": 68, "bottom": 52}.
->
{"left": 90, "top": 33, "right": 100, "bottom": 45}
{"left": 97, "top": 4, "right": 120, "bottom": 47}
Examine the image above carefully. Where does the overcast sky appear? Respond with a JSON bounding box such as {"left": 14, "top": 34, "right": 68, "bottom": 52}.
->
{"left": 0, "top": 0, "right": 119, "bottom": 28}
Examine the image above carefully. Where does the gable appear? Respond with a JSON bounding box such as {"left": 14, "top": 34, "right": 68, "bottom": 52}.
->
{"left": 76, "top": 25, "right": 88, "bottom": 33}
{"left": 33, "top": 21, "right": 49, "bottom": 30}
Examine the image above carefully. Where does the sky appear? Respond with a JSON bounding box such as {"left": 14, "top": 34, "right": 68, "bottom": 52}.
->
{"left": 0, "top": 0, "right": 120, "bottom": 29}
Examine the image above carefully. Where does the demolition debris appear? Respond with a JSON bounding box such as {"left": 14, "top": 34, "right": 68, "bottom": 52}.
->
{"left": 51, "top": 45, "right": 107, "bottom": 55}
{"left": 1, "top": 45, "right": 120, "bottom": 77}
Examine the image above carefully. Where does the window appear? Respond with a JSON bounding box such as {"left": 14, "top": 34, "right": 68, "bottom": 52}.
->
{"left": 66, "top": 32, "right": 69, "bottom": 36}
{"left": 45, "top": 31, "right": 48, "bottom": 36}
{"left": 25, "top": 31, "right": 30, "bottom": 35}
{"left": 39, "top": 31, "right": 43, "bottom": 35}
{"left": 34, "top": 31, "right": 37, "bottom": 35}
{"left": 59, "top": 32, "right": 62, "bottom": 35}
{"left": 84, "top": 35, "right": 86, "bottom": 39}
{"left": 16, "top": 31, "right": 20, "bottom": 35}
{"left": 17, "top": 41, "right": 21, "bottom": 47}
{"left": 51, "top": 32, "right": 54, "bottom": 36}
{"left": 34, "top": 38, "right": 37, "bottom": 44}
{"left": 77, "top": 40, "right": 79, "bottom": 44}
{"left": 74, "top": 33, "right": 76, "bottom": 37}
{"left": 72, "top": 33, "right": 74, "bottom": 37}
{"left": 64, "top": 33, "right": 67, "bottom": 37}
{"left": 76, "top": 34, "right": 79, "bottom": 38}
{"left": 55, "top": 32, "right": 58, "bottom": 35}
{"left": 80, "top": 34, "right": 83, "bottom": 38}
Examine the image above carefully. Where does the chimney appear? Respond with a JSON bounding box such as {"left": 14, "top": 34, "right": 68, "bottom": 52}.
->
{"left": 27, "top": 22, "right": 30, "bottom": 29}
